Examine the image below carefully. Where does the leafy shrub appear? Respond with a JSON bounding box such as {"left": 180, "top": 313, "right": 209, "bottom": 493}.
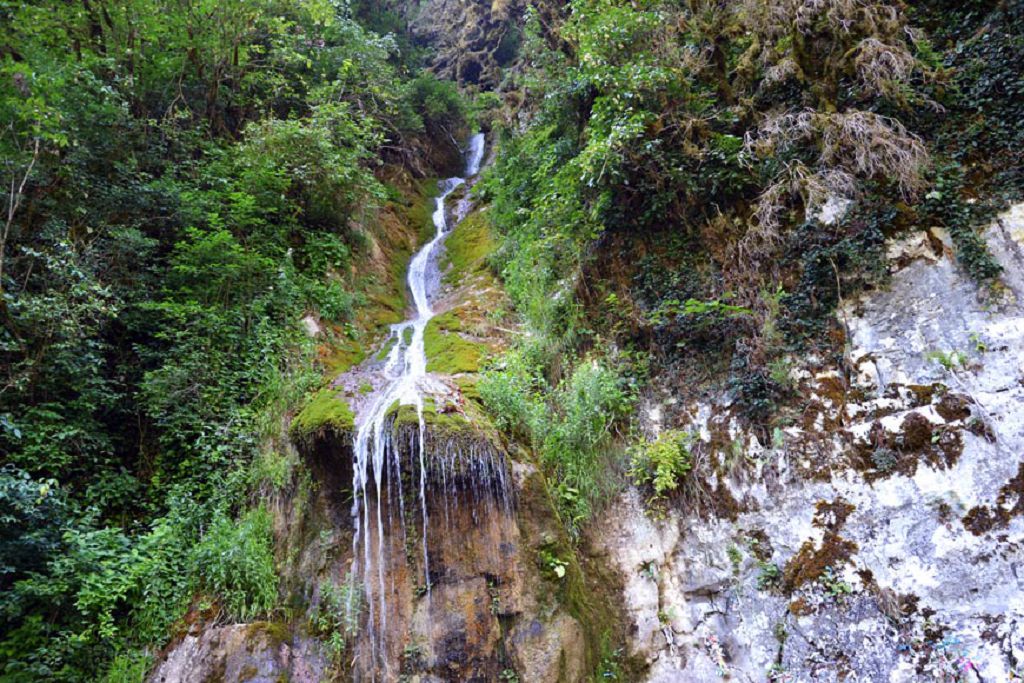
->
{"left": 102, "top": 650, "right": 151, "bottom": 683}
{"left": 481, "top": 354, "right": 633, "bottom": 531}
{"left": 0, "top": 466, "right": 65, "bottom": 588}
{"left": 629, "top": 430, "right": 693, "bottom": 501}
{"left": 0, "top": 0, "right": 471, "bottom": 677}
{"left": 192, "top": 507, "right": 278, "bottom": 621}
{"left": 403, "top": 72, "right": 468, "bottom": 133}
{"left": 310, "top": 573, "right": 362, "bottom": 663}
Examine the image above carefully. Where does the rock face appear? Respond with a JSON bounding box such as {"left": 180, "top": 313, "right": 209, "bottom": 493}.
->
{"left": 150, "top": 172, "right": 595, "bottom": 683}
{"left": 148, "top": 148, "right": 1024, "bottom": 682}
{"left": 589, "top": 204, "right": 1024, "bottom": 680}
{"left": 408, "top": 0, "right": 524, "bottom": 87}
{"left": 148, "top": 622, "right": 328, "bottom": 683}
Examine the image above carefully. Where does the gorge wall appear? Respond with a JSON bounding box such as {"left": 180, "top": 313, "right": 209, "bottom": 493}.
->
{"left": 147, "top": 2, "right": 1024, "bottom": 681}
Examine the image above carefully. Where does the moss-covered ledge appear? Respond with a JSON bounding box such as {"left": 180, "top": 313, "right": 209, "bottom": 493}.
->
{"left": 424, "top": 309, "right": 488, "bottom": 375}
{"left": 289, "top": 386, "right": 356, "bottom": 442}
{"left": 382, "top": 397, "right": 511, "bottom": 502}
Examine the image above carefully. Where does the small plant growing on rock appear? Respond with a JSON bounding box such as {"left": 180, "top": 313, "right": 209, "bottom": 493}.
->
{"left": 629, "top": 429, "right": 693, "bottom": 505}
{"left": 310, "top": 573, "right": 362, "bottom": 663}
{"left": 767, "top": 357, "right": 795, "bottom": 391}
{"left": 539, "top": 548, "right": 568, "bottom": 579}
{"left": 756, "top": 561, "right": 782, "bottom": 591}
{"left": 488, "top": 579, "right": 500, "bottom": 615}
{"left": 401, "top": 642, "right": 424, "bottom": 670}
{"left": 871, "top": 447, "right": 898, "bottom": 473}
{"left": 820, "top": 566, "right": 854, "bottom": 598}
{"left": 704, "top": 634, "right": 729, "bottom": 677}
{"left": 727, "top": 545, "right": 743, "bottom": 574}
{"left": 925, "top": 349, "right": 969, "bottom": 371}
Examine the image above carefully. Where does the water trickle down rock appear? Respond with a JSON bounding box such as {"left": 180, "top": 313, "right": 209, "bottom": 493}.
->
{"left": 149, "top": 133, "right": 599, "bottom": 683}
{"left": 343, "top": 134, "right": 523, "bottom": 679}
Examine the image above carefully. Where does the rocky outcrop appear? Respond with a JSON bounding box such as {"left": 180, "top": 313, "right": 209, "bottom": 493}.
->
{"left": 407, "top": 0, "right": 524, "bottom": 87}
{"left": 149, "top": 623, "right": 328, "bottom": 683}
{"left": 590, "top": 204, "right": 1024, "bottom": 680}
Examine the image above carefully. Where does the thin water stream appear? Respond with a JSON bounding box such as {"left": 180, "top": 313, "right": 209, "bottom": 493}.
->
{"left": 349, "top": 133, "right": 486, "bottom": 675}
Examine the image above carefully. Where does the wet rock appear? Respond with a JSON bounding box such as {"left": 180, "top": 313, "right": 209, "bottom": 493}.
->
{"left": 508, "top": 613, "right": 586, "bottom": 683}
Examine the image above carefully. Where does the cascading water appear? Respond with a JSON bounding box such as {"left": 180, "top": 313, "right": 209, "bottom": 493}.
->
{"left": 349, "top": 133, "right": 489, "bottom": 677}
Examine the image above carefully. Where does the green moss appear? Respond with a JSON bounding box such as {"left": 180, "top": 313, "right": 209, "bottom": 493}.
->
{"left": 424, "top": 315, "right": 486, "bottom": 374}
{"left": 323, "top": 339, "right": 365, "bottom": 375}
{"left": 360, "top": 241, "right": 410, "bottom": 331}
{"left": 454, "top": 376, "right": 483, "bottom": 404}
{"left": 402, "top": 177, "right": 441, "bottom": 246}
{"left": 442, "top": 208, "right": 496, "bottom": 284}
{"left": 385, "top": 397, "right": 466, "bottom": 433}
{"left": 290, "top": 386, "right": 355, "bottom": 438}
{"left": 246, "top": 620, "right": 291, "bottom": 646}
{"left": 375, "top": 335, "right": 397, "bottom": 361}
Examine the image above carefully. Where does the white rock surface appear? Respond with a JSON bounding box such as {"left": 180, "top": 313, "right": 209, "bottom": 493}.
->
{"left": 593, "top": 204, "right": 1024, "bottom": 681}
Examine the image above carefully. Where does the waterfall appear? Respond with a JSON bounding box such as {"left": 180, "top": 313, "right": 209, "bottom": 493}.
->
{"left": 349, "top": 133, "right": 493, "bottom": 676}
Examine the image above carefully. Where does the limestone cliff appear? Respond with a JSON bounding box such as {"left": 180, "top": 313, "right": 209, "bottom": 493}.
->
{"left": 588, "top": 205, "right": 1024, "bottom": 681}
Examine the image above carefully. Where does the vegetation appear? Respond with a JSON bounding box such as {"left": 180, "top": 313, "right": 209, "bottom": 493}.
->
{"left": 424, "top": 309, "right": 488, "bottom": 374}
{"left": 309, "top": 573, "right": 362, "bottom": 665}
{"left": 440, "top": 209, "right": 496, "bottom": 284}
{"left": 481, "top": 350, "right": 634, "bottom": 532}
{"left": 0, "top": 0, "right": 468, "bottom": 678}
{"left": 2, "top": 0, "right": 1022, "bottom": 677}
{"left": 477, "top": 0, "right": 1023, "bottom": 529}
{"left": 290, "top": 386, "right": 357, "bottom": 439}
{"left": 629, "top": 430, "right": 693, "bottom": 503}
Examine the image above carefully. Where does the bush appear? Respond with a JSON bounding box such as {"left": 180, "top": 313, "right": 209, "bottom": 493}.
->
{"left": 0, "top": 466, "right": 65, "bottom": 588}
{"left": 482, "top": 354, "right": 633, "bottom": 532}
{"left": 309, "top": 573, "right": 362, "bottom": 663}
{"left": 403, "top": 72, "right": 469, "bottom": 134}
{"left": 629, "top": 430, "right": 693, "bottom": 501}
{"left": 192, "top": 507, "right": 278, "bottom": 621}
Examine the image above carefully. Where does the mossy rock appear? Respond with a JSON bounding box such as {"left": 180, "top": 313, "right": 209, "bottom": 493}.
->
{"left": 245, "top": 620, "right": 292, "bottom": 646}
{"left": 385, "top": 397, "right": 476, "bottom": 437}
{"left": 424, "top": 311, "right": 487, "bottom": 375}
{"left": 399, "top": 177, "right": 442, "bottom": 246}
{"left": 375, "top": 335, "right": 398, "bottom": 362}
{"left": 454, "top": 376, "right": 483, "bottom": 404}
{"left": 322, "top": 338, "right": 366, "bottom": 375}
{"left": 442, "top": 206, "right": 495, "bottom": 284}
{"left": 290, "top": 386, "right": 356, "bottom": 439}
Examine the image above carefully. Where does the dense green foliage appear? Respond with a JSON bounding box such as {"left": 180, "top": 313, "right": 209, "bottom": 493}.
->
{"left": 0, "top": 0, "right": 467, "bottom": 678}
{"left": 481, "top": 349, "right": 634, "bottom": 532}
{"left": 2, "top": 0, "right": 1022, "bottom": 675}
